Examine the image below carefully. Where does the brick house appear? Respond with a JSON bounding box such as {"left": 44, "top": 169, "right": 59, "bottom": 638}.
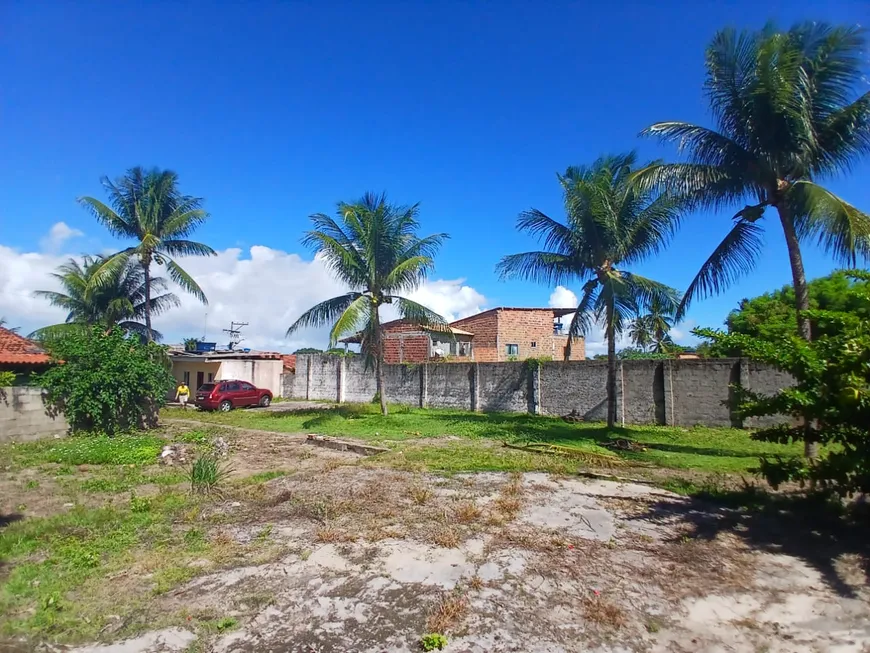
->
{"left": 340, "top": 320, "right": 474, "bottom": 364}
{"left": 449, "top": 307, "right": 584, "bottom": 362}
{"left": 340, "top": 309, "right": 584, "bottom": 364}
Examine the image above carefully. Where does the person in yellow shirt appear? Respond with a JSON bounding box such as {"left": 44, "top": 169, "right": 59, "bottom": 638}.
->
{"left": 175, "top": 382, "right": 190, "bottom": 409}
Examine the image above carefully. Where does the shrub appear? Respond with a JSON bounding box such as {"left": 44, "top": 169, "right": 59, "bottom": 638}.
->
{"left": 0, "top": 371, "right": 15, "bottom": 387}
{"left": 419, "top": 633, "right": 448, "bottom": 651}
{"left": 189, "top": 455, "right": 232, "bottom": 495}
{"left": 37, "top": 326, "right": 174, "bottom": 434}
{"left": 695, "top": 272, "right": 870, "bottom": 496}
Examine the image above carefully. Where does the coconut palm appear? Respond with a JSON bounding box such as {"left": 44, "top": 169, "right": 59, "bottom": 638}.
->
{"left": 640, "top": 23, "right": 870, "bottom": 339}
{"left": 32, "top": 255, "right": 179, "bottom": 341}
{"left": 497, "top": 153, "right": 683, "bottom": 427}
{"left": 0, "top": 318, "right": 19, "bottom": 334}
{"left": 78, "top": 167, "right": 215, "bottom": 340}
{"left": 630, "top": 299, "right": 676, "bottom": 353}
{"left": 286, "top": 192, "right": 449, "bottom": 415}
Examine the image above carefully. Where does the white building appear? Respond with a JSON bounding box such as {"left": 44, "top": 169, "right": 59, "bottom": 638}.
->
{"left": 168, "top": 347, "right": 285, "bottom": 396}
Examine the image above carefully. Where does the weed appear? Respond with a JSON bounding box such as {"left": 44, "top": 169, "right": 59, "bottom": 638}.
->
{"left": 244, "top": 470, "right": 289, "bottom": 484}
{"left": 300, "top": 549, "right": 312, "bottom": 561}
{"left": 129, "top": 494, "right": 152, "bottom": 513}
{"left": 425, "top": 589, "right": 468, "bottom": 633}
{"left": 432, "top": 528, "right": 459, "bottom": 548}
{"left": 315, "top": 526, "right": 356, "bottom": 543}
{"left": 419, "top": 633, "right": 448, "bottom": 651}
{"left": 211, "top": 530, "right": 234, "bottom": 546}
{"left": 216, "top": 616, "right": 238, "bottom": 632}
{"left": 468, "top": 575, "right": 483, "bottom": 591}
{"left": 176, "top": 428, "right": 215, "bottom": 445}
{"left": 184, "top": 528, "right": 207, "bottom": 551}
{"left": 9, "top": 434, "right": 164, "bottom": 466}
{"left": 494, "top": 496, "right": 522, "bottom": 520}
{"left": 581, "top": 594, "right": 626, "bottom": 629}
{"left": 189, "top": 455, "right": 232, "bottom": 495}
{"left": 255, "top": 524, "right": 273, "bottom": 541}
{"left": 645, "top": 617, "right": 663, "bottom": 633}
{"left": 410, "top": 485, "right": 433, "bottom": 505}
{"left": 24, "top": 479, "right": 39, "bottom": 489}
{"left": 452, "top": 501, "right": 482, "bottom": 524}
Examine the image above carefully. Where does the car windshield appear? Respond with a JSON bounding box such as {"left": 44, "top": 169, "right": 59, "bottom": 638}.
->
{"left": 197, "top": 383, "right": 215, "bottom": 392}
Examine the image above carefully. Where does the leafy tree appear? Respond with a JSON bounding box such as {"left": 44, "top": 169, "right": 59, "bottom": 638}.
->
{"left": 38, "top": 326, "right": 175, "bottom": 434}
{"left": 32, "top": 256, "right": 178, "bottom": 341}
{"left": 641, "top": 22, "right": 870, "bottom": 341}
{"left": 616, "top": 347, "right": 672, "bottom": 361}
{"left": 78, "top": 167, "right": 216, "bottom": 340}
{"left": 497, "top": 153, "right": 683, "bottom": 427}
{"left": 293, "top": 347, "right": 323, "bottom": 354}
{"left": 725, "top": 270, "right": 870, "bottom": 342}
{"left": 286, "top": 192, "right": 448, "bottom": 415}
{"left": 695, "top": 272, "right": 870, "bottom": 496}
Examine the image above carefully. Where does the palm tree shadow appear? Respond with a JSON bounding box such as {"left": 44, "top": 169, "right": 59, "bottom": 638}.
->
{"left": 629, "top": 492, "right": 870, "bottom": 599}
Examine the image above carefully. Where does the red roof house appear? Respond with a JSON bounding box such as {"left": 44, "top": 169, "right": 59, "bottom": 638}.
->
{"left": 0, "top": 327, "right": 51, "bottom": 368}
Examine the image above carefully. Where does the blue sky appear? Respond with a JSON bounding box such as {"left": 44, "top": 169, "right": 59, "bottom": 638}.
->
{"left": 1, "top": 1, "right": 868, "bottom": 351}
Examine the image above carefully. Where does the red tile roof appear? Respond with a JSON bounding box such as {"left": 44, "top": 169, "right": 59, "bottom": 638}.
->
{"left": 282, "top": 354, "right": 296, "bottom": 371}
{"left": 0, "top": 327, "right": 52, "bottom": 365}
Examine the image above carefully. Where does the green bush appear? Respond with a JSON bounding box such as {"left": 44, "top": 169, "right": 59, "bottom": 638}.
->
{"left": 419, "top": 633, "right": 448, "bottom": 651}
{"left": 37, "top": 326, "right": 174, "bottom": 434}
{"left": 0, "top": 371, "right": 15, "bottom": 386}
{"left": 695, "top": 272, "right": 870, "bottom": 496}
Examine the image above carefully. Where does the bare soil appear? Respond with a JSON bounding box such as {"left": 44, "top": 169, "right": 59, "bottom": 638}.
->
{"left": 4, "top": 425, "right": 870, "bottom": 653}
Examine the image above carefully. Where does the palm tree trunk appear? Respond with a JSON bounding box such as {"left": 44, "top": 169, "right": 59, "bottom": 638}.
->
{"left": 371, "top": 302, "right": 388, "bottom": 416}
{"left": 606, "top": 303, "right": 617, "bottom": 429}
{"left": 777, "top": 204, "right": 817, "bottom": 460}
{"left": 142, "top": 260, "right": 153, "bottom": 342}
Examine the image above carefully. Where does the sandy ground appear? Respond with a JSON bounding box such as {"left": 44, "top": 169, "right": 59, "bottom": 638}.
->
{"left": 6, "top": 424, "right": 869, "bottom": 653}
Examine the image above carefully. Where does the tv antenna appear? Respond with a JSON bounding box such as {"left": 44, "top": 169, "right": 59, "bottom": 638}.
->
{"left": 223, "top": 321, "right": 248, "bottom": 350}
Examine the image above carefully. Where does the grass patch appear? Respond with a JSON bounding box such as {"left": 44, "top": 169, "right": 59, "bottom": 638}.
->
{"left": 241, "top": 470, "right": 290, "bottom": 484}
{"left": 164, "top": 403, "right": 804, "bottom": 474}
{"left": 5, "top": 434, "right": 164, "bottom": 467}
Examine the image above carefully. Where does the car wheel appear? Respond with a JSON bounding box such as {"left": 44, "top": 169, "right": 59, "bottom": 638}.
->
{"left": 259, "top": 395, "right": 271, "bottom": 407}
{"left": 219, "top": 400, "right": 233, "bottom": 412}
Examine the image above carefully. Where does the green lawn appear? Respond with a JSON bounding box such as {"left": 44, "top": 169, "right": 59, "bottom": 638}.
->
{"left": 163, "top": 404, "right": 804, "bottom": 474}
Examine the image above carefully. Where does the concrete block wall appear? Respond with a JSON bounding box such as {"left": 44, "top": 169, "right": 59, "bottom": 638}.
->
{"left": 290, "top": 355, "right": 794, "bottom": 428}
{"left": 0, "top": 387, "right": 67, "bottom": 442}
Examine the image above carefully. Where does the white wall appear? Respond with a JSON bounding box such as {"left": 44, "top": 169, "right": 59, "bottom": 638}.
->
{"left": 217, "top": 359, "right": 283, "bottom": 395}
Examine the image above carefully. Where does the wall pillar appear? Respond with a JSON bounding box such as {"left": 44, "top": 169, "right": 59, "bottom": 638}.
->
{"left": 337, "top": 357, "right": 346, "bottom": 403}
{"left": 305, "top": 357, "right": 312, "bottom": 401}
{"left": 471, "top": 363, "right": 480, "bottom": 412}
{"left": 420, "top": 363, "right": 429, "bottom": 408}
{"left": 530, "top": 364, "right": 541, "bottom": 415}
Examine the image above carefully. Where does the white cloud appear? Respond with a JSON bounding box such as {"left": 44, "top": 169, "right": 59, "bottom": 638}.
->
{"left": 39, "top": 222, "right": 83, "bottom": 253}
{"left": 548, "top": 285, "right": 578, "bottom": 309}
{"left": 1, "top": 228, "right": 490, "bottom": 351}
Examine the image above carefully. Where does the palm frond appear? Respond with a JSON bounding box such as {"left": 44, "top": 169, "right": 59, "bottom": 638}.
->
{"left": 790, "top": 180, "right": 870, "bottom": 265}
{"left": 164, "top": 259, "right": 208, "bottom": 304}
{"left": 329, "top": 295, "right": 371, "bottom": 346}
{"left": 563, "top": 279, "right": 598, "bottom": 360}
{"left": 158, "top": 239, "right": 216, "bottom": 258}
{"left": 76, "top": 196, "right": 137, "bottom": 238}
{"left": 496, "top": 252, "right": 578, "bottom": 286}
{"left": 678, "top": 220, "right": 765, "bottom": 319}
{"left": 285, "top": 293, "right": 363, "bottom": 337}
{"left": 515, "top": 209, "right": 576, "bottom": 255}
{"left": 393, "top": 297, "right": 448, "bottom": 328}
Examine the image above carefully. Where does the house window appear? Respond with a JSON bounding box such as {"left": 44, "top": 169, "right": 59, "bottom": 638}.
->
{"left": 506, "top": 344, "right": 519, "bottom": 357}
{"left": 182, "top": 371, "right": 190, "bottom": 385}
{"left": 530, "top": 341, "right": 537, "bottom": 348}
{"left": 207, "top": 373, "right": 214, "bottom": 382}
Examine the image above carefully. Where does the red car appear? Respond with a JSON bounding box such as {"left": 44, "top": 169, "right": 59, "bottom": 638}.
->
{"left": 194, "top": 380, "right": 272, "bottom": 411}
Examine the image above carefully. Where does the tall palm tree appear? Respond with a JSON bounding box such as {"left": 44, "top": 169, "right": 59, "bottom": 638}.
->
{"left": 497, "top": 153, "right": 683, "bottom": 427}
{"left": 32, "top": 255, "right": 179, "bottom": 341}
{"left": 640, "top": 23, "right": 870, "bottom": 338}
{"left": 78, "top": 167, "right": 215, "bottom": 340}
{"left": 630, "top": 299, "right": 676, "bottom": 353}
{"left": 286, "top": 193, "right": 449, "bottom": 415}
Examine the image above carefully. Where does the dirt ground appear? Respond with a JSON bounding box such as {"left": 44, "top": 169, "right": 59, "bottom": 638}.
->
{"left": 7, "top": 425, "right": 870, "bottom": 653}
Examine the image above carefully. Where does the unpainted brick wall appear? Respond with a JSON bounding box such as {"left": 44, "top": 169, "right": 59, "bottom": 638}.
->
{"left": 291, "top": 355, "right": 793, "bottom": 428}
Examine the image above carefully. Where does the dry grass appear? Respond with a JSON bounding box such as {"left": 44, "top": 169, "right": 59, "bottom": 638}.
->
{"left": 493, "top": 496, "right": 522, "bottom": 520}
{"left": 211, "top": 529, "right": 235, "bottom": 546}
{"left": 452, "top": 501, "right": 482, "bottom": 524}
{"left": 315, "top": 526, "right": 358, "bottom": 543}
{"left": 468, "top": 575, "right": 483, "bottom": 591}
{"left": 425, "top": 590, "right": 468, "bottom": 634}
{"left": 581, "top": 594, "right": 626, "bottom": 629}
{"left": 410, "top": 485, "right": 433, "bottom": 505}
{"left": 432, "top": 528, "right": 460, "bottom": 548}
